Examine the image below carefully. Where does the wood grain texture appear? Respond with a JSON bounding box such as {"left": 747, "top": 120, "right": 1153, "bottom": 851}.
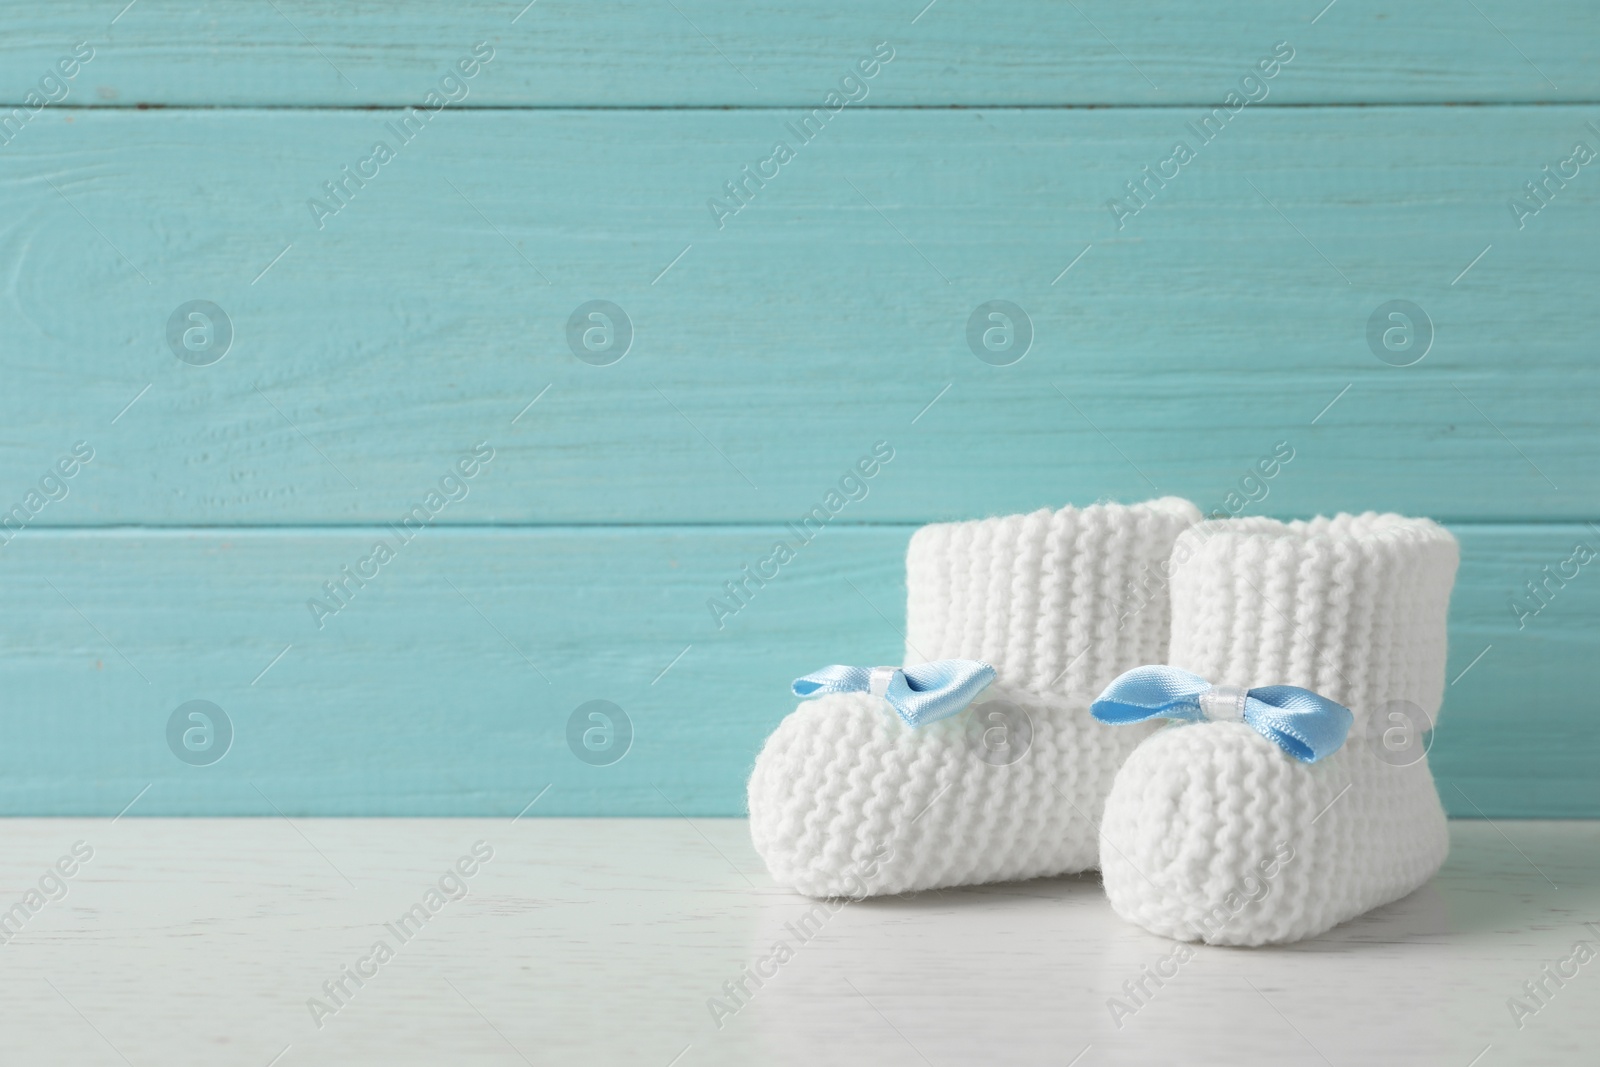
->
{"left": 0, "top": 522, "right": 1592, "bottom": 817}
{"left": 0, "top": 818, "right": 1594, "bottom": 1065}
{"left": 1, "top": 1, "right": 1596, "bottom": 107}
{"left": 2, "top": 3, "right": 1595, "bottom": 819}
{"left": 1, "top": 107, "right": 1596, "bottom": 524}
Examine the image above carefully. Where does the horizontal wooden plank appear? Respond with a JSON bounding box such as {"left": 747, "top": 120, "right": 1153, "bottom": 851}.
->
{"left": 1, "top": 106, "right": 1596, "bottom": 524}
{"left": 1, "top": 2, "right": 1596, "bottom": 107}
{"left": 0, "top": 522, "right": 1592, "bottom": 817}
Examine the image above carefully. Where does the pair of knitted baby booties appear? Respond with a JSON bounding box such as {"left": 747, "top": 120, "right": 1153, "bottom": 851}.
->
{"left": 746, "top": 498, "right": 1458, "bottom": 946}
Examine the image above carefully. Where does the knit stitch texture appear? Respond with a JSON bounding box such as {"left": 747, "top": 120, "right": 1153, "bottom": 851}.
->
{"left": 748, "top": 497, "right": 1200, "bottom": 897}
{"left": 1099, "top": 513, "right": 1459, "bottom": 945}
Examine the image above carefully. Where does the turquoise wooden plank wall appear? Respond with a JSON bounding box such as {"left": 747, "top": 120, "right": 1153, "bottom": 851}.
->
{"left": 1, "top": 2, "right": 1596, "bottom": 817}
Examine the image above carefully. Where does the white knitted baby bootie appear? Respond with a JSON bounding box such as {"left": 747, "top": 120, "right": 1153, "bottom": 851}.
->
{"left": 747, "top": 497, "right": 1201, "bottom": 898}
{"left": 1097, "top": 513, "right": 1459, "bottom": 945}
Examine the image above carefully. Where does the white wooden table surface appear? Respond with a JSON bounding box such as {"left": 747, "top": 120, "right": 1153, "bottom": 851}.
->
{"left": 1, "top": 818, "right": 1594, "bottom": 1066}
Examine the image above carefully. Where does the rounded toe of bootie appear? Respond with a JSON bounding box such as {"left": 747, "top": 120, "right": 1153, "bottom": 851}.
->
{"left": 747, "top": 691, "right": 929, "bottom": 898}
{"left": 748, "top": 689, "right": 1156, "bottom": 898}
{"left": 1099, "top": 722, "right": 1448, "bottom": 946}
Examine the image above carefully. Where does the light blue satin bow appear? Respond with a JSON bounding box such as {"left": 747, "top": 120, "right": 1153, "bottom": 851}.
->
{"left": 1090, "top": 664, "right": 1353, "bottom": 763}
{"left": 792, "top": 659, "right": 997, "bottom": 728}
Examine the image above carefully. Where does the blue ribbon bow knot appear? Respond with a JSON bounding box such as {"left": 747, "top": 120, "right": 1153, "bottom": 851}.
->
{"left": 1090, "top": 664, "right": 1352, "bottom": 763}
{"left": 792, "top": 659, "right": 997, "bottom": 728}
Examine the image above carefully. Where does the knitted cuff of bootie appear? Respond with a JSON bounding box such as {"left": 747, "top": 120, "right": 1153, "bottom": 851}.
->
{"left": 1099, "top": 512, "right": 1459, "bottom": 945}
{"left": 747, "top": 497, "right": 1201, "bottom": 899}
